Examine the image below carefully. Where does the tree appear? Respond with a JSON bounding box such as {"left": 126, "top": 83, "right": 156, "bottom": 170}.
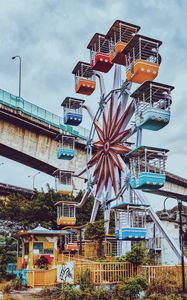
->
{"left": 85, "top": 220, "right": 105, "bottom": 257}
{"left": 125, "top": 243, "right": 148, "bottom": 267}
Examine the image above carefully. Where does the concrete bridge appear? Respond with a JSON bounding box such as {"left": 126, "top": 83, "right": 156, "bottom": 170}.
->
{"left": 0, "top": 88, "right": 186, "bottom": 200}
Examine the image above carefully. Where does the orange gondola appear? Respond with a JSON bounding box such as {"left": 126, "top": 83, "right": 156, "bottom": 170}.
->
{"left": 123, "top": 34, "right": 162, "bottom": 84}
{"left": 105, "top": 20, "right": 140, "bottom": 65}
{"left": 87, "top": 33, "right": 113, "bottom": 73}
{"left": 72, "top": 61, "right": 96, "bottom": 96}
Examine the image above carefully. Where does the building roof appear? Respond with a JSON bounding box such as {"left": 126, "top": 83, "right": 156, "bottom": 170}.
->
{"left": 15, "top": 225, "right": 71, "bottom": 237}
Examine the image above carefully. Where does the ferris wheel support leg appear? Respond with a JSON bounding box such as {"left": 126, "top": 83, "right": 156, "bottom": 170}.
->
{"left": 104, "top": 203, "right": 111, "bottom": 235}
{"left": 90, "top": 198, "right": 100, "bottom": 222}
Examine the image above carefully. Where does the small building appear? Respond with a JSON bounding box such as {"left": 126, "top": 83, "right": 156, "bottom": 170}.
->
{"left": 15, "top": 225, "right": 73, "bottom": 286}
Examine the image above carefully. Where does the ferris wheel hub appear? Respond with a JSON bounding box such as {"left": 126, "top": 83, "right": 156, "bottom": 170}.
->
{"left": 104, "top": 141, "right": 110, "bottom": 153}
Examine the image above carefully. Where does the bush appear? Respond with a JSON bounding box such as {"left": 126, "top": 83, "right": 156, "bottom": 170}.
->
{"left": 77, "top": 269, "right": 92, "bottom": 291}
{"left": 117, "top": 276, "right": 148, "bottom": 300}
{"left": 60, "top": 285, "right": 81, "bottom": 300}
{"left": 125, "top": 243, "right": 147, "bottom": 267}
{"left": 145, "top": 270, "right": 178, "bottom": 297}
{"left": 2, "top": 283, "right": 12, "bottom": 294}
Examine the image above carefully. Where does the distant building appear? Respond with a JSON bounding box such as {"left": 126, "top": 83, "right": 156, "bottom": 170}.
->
{"left": 146, "top": 206, "right": 187, "bottom": 265}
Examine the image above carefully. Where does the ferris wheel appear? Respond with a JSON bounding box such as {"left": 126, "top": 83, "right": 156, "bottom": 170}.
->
{"left": 56, "top": 20, "right": 178, "bottom": 253}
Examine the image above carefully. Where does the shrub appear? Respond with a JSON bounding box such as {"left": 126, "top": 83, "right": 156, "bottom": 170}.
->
{"left": 11, "top": 278, "right": 22, "bottom": 290}
{"left": 2, "top": 283, "right": 12, "bottom": 294}
{"left": 77, "top": 269, "right": 92, "bottom": 291}
{"left": 145, "top": 270, "right": 178, "bottom": 297}
{"left": 125, "top": 243, "right": 147, "bottom": 267}
{"left": 60, "top": 285, "right": 81, "bottom": 300}
{"left": 117, "top": 275, "right": 148, "bottom": 300}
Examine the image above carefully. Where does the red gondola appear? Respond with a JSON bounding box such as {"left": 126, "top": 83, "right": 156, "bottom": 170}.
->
{"left": 87, "top": 33, "right": 113, "bottom": 73}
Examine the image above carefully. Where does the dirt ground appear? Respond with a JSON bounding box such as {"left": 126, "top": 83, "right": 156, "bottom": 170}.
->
{"left": 2, "top": 289, "right": 48, "bottom": 300}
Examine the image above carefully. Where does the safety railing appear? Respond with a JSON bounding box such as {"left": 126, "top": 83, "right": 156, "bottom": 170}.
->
{"left": 0, "top": 88, "right": 89, "bottom": 140}
{"left": 74, "top": 262, "right": 134, "bottom": 285}
{"left": 137, "top": 265, "right": 187, "bottom": 286}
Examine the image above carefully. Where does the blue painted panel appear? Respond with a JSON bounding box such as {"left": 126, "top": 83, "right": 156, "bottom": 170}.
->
{"left": 136, "top": 108, "right": 170, "bottom": 131}
{"left": 16, "top": 269, "right": 28, "bottom": 285}
{"left": 57, "top": 148, "right": 75, "bottom": 160}
{"left": 64, "top": 113, "right": 82, "bottom": 126}
{"left": 115, "top": 229, "right": 119, "bottom": 239}
{"left": 116, "top": 227, "right": 147, "bottom": 240}
{"left": 130, "top": 172, "right": 165, "bottom": 190}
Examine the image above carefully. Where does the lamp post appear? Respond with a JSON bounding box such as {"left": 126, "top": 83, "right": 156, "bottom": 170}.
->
{"left": 161, "top": 197, "right": 186, "bottom": 292}
{"left": 12, "top": 55, "right": 21, "bottom": 98}
{"left": 28, "top": 172, "right": 40, "bottom": 189}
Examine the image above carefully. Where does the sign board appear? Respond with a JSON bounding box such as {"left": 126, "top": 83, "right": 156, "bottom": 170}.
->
{"left": 57, "top": 261, "right": 74, "bottom": 284}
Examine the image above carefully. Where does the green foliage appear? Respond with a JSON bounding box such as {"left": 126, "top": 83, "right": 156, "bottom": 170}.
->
{"left": 117, "top": 276, "right": 148, "bottom": 300}
{"left": 85, "top": 220, "right": 105, "bottom": 241}
{"left": 0, "top": 190, "right": 101, "bottom": 230}
{"left": 60, "top": 285, "right": 82, "bottom": 300}
{"left": 85, "top": 220, "right": 105, "bottom": 257}
{"left": 77, "top": 269, "right": 92, "bottom": 291}
{"left": 0, "top": 236, "right": 17, "bottom": 280}
{"left": 125, "top": 243, "right": 148, "bottom": 267}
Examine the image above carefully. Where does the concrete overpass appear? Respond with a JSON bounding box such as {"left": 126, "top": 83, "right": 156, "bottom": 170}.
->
{"left": 0, "top": 182, "right": 34, "bottom": 198}
{"left": 0, "top": 88, "right": 187, "bottom": 200}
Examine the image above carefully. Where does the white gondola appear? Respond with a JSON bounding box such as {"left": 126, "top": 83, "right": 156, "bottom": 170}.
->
{"left": 56, "top": 200, "right": 76, "bottom": 226}
{"left": 53, "top": 169, "right": 74, "bottom": 196}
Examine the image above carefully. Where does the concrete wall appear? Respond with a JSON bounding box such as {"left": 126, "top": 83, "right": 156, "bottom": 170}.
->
{"left": 0, "top": 119, "right": 87, "bottom": 191}
{"left": 146, "top": 221, "right": 180, "bottom": 265}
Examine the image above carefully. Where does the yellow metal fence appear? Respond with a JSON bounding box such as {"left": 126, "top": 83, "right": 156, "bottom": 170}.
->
{"left": 74, "top": 262, "right": 134, "bottom": 285}
{"left": 138, "top": 265, "right": 187, "bottom": 286}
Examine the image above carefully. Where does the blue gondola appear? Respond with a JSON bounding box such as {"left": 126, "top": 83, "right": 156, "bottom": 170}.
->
{"left": 115, "top": 207, "right": 147, "bottom": 241}
{"left": 117, "top": 227, "right": 147, "bottom": 240}
{"left": 56, "top": 135, "right": 75, "bottom": 161}
{"left": 61, "top": 97, "right": 85, "bottom": 126}
{"left": 126, "top": 145, "right": 169, "bottom": 190}
{"left": 57, "top": 148, "right": 75, "bottom": 160}
{"left": 131, "top": 81, "right": 174, "bottom": 131}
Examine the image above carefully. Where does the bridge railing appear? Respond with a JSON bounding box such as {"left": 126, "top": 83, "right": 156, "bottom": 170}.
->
{"left": 0, "top": 89, "right": 89, "bottom": 140}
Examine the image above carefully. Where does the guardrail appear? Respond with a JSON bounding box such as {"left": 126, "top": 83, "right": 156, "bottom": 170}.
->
{"left": 74, "top": 262, "right": 134, "bottom": 285}
{"left": 0, "top": 88, "right": 89, "bottom": 140}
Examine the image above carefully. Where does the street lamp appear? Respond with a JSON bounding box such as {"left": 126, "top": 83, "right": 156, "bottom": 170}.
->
{"left": 12, "top": 55, "right": 21, "bottom": 98}
{"left": 28, "top": 172, "right": 40, "bottom": 189}
{"left": 161, "top": 197, "right": 186, "bottom": 292}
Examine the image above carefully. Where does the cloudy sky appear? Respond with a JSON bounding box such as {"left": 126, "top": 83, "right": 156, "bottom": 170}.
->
{"left": 0, "top": 0, "right": 186, "bottom": 210}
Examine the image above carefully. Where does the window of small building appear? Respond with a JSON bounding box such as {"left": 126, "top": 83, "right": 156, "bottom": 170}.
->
{"left": 33, "top": 242, "right": 43, "bottom": 254}
{"left": 24, "top": 242, "right": 29, "bottom": 255}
